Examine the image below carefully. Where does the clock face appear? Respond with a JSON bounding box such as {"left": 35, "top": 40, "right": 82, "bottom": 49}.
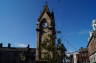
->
{"left": 42, "top": 22, "right": 48, "bottom": 28}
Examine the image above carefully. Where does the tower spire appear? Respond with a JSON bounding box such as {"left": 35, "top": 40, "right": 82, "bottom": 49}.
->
{"left": 43, "top": 0, "right": 49, "bottom": 12}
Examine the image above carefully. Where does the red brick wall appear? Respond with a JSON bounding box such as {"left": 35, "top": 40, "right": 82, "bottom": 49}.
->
{"left": 76, "top": 50, "right": 89, "bottom": 63}
{"left": 88, "top": 38, "right": 96, "bottom": 56}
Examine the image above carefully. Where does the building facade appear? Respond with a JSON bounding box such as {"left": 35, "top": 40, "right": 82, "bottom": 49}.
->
{"left": 0, "top": 43, "right": 36, "bottom": 63}
{"left": 87, "top": 19, "right": 96, "bottom": 63}
{"left": 70, "top": 48, "right": 89, "bottom": 63}
{"left": 76, "top": 48, "right": 89, "bottom": 63}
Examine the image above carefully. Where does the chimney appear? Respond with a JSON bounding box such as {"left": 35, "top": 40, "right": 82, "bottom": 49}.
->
{"left": 27, "top": 44, "right": 30, "bottom": 48}
{"left": 8, "top": 43, "right": 11, "bottom": 48}
{"left": 0, "top": 43, "right": 2, "bottom": 47}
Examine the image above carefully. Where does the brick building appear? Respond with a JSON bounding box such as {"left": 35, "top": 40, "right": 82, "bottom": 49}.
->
{"left": 76, "top": 48, "right": 89, "bottom": 63}
{"left": 87, "top": 19, "right": 96, "bottom": 63}
{"left": 71, "top": 48, "right": 89, "bottom": 63}
{"left": 88, "top": 30, "right": 96, "bottom": 63}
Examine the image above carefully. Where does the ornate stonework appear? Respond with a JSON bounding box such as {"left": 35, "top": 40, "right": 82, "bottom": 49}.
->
{"left": 36, "top": 4, "right": 56, "bottom": 61}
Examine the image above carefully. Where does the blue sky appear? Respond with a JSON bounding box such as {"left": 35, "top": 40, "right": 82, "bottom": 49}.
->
{"left": 0, "top": 0, "right": 96, "bottom": 52}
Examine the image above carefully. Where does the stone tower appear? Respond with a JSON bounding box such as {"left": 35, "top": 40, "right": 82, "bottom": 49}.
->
{"left": 36, "top": 4, "right": 56, "bottom": 62}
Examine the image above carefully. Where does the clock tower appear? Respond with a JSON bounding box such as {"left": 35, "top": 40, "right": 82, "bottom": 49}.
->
{"left": 36, "top": 4, "right": 56, "bottom": 62}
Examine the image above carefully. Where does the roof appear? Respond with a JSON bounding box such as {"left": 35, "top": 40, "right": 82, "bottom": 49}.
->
{"left": 38, "top": 4, "right": 54, "bottom": 21}
{"left": 79, "top": 48, "right": 88, "bottom": 52}
{"left": 87, "top": 30, "right": 96, "bottom": 47}
{"left": 0, "top": 47, "right": 36, "bottom": 53}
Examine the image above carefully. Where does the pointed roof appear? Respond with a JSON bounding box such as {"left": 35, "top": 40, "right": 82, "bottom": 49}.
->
{"left": 38, "top": 4, "right": 54, "bottom": 21}
{"left": 87, "top": 30, "right": 96, "bottom": 47}
{"left": 44, "top": 4, "right": 49, "bottom": 12}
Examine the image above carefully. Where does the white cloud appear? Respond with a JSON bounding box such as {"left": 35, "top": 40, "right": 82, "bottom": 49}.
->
{"left": 16, "top": 43, "right": 27, "bottom": 47}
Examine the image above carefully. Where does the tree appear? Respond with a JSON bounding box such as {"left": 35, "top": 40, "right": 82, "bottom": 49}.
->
{"left": 41, "top": 34, "right": 67, "bottom": 63}
{"left": 56, "top": 38, "right": 67, "bottom": 63}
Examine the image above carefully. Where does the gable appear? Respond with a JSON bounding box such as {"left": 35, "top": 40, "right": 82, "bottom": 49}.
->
{"left": 39, "top": 12, "right": 52, "bottom": 26}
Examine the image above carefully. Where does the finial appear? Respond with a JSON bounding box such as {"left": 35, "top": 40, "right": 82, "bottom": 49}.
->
{"left": 44, "top": 0, "right": 49, "bottom": 12}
